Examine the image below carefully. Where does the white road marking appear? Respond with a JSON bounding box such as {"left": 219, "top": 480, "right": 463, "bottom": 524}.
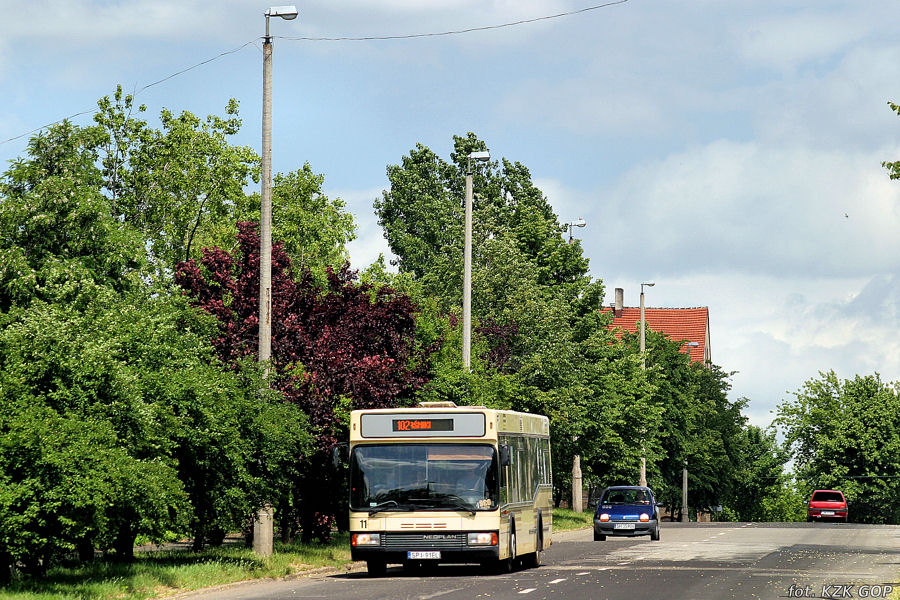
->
{"left": 548, "top": 578, "right": 567, "bottom": 584}
{"left": 419, "top": 589, "right": 466, "bottom": 599}
{"left": 577, "top": 572, "right": 590, "bottom": 575}
{"left": 518, "top": 588, "right": 537, "bottom": 594}
{"left": 551, "top": 565, "right": 886, "bottom": 577}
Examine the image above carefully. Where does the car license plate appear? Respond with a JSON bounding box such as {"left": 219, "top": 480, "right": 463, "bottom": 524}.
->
{"left": 821, "top": 511, "right": 834, "bottom": 516}
{"left": 408, "top": 551, "right": 441, "bottom": 560}
{"left": 614, "top": 523, "right": 636, "bottom": 530}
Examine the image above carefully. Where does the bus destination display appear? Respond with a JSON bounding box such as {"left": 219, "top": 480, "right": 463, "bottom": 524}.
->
{"left": 360, "top": 412, "right": 485, "bottom": 438}
{"left": 392, "top": 418, "right": 454, "bottom": 432}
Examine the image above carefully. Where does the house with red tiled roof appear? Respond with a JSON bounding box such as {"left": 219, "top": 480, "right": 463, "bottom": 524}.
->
{"left": 601, "top": 289, "right": 711, "bottom": 365}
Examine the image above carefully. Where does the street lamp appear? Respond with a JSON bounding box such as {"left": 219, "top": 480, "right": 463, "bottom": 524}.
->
{"left": 259, "top": 5, "right": 298, "bottom": 376}
{"left": 566, "top": 217, "right": 586, "bottom": 243}
{"left": 255, "top": 4, "right": 297, "bottom": 559}
{"left": 462, "top": 150, "right": 490, "bottom": 372}
{"left": 639, "top": 281, "right": 654, "bottom": 486}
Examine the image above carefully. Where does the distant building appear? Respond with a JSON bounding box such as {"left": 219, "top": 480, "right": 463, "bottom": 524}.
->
{"left": 602, "top": 288, "right": 710, "bottom": 365}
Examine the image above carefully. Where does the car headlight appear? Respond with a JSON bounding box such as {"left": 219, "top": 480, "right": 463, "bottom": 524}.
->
{"left": 640, "top": 513, "right": 650, "bottom": 522}
{"left": 467, "top": 532, "right": 498, "bottom": 546}
{"left": 352, "top": 533, "right": 380, "bottom": 546}
{"left": 599, "top": 513, "right": 610, "bottom": 522}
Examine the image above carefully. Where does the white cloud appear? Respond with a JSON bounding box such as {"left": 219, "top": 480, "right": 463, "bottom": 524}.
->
{"left": 498, "top": 77, "right": 671, "bottom": 137}
{"left": 733, "top": 10, "right": 873, "bottom": 73}
{"left": 600, "top": 141, "right": 900, "bottom": 278}
{"left": 747, "top": 43, "right": 900, "bottom": 149}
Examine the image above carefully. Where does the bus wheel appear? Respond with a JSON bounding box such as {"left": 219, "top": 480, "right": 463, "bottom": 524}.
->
{"left": 494, "top": 528, "right": 517, "bottom": 573}
{"left": 504, "top": 529, "right": 517, "bottom": 573}
{"left": 366, "top": 560, "right": 386, "bottom": 577}
{"left": 525, "top": 524, "right": 543, "bottom": 568}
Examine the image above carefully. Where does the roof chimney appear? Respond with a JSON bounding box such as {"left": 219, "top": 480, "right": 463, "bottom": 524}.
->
{"left": 615, "top": 288, "right": 624, "bottom": 316}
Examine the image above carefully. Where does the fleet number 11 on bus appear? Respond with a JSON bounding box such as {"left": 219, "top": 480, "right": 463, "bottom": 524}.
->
{"left": 342, "top": 401, "right": 552, "bottom": 577}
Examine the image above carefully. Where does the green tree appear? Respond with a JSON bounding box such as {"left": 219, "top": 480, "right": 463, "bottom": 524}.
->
{"left": 375, "top": 133, "right": 590, "bottom": 311}
{"left": 225, "top": 163, "right": 357, "bottom": 286}
{"left": 376, "top": 134, "right": 663, "bottom": 504}
{"left": 0, "top": 105, "right": 314, "bottom": 575}
{"left": 0, "top": 400, "right": 186, "bottom": 579}
{"left": 776, "top": 371, "right": 900, "bottom": 524}
{"left": 726, "top": 425, "right": 797, "bottom": 521}
{"left": 93, "top": 88, "right": 258, "bottom": 279}
{"left": 0, "top": 121, "right": 145, "bottom": 312}
{"left": 91, "top": 88, "right": 355, "bottom": 282}
{"left": 0, "top": 286, "right": 311, "bottom": 563}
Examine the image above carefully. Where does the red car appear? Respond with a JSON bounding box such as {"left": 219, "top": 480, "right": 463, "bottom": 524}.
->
{"left": 807, "top": 490, "right": 848, "bottom": 522}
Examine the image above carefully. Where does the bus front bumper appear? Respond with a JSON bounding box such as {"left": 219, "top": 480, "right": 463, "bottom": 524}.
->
{"left": 351, "top": 546, "right": 500, "bottom": 563}
{"left": 351, "top": 531, "right": 500, "bottom": 564}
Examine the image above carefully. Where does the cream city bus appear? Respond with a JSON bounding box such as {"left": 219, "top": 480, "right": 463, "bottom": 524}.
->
{"left": 348, "top": 401, "right": 552, "bottom": 576}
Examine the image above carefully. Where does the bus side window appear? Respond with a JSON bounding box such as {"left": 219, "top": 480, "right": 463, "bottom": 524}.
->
{"left": 499, "top": 443, "right": 511, "bottom": 466}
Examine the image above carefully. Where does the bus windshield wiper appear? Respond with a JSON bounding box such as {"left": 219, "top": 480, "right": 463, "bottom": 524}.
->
{"left": 412, "top": 493, "right": 477, "bottom": 516}
{"left": 447, "top": 499, "right": 477, "bottom": 516}
{"left": 368, "top": 500, "right": 413, "bottom": 516}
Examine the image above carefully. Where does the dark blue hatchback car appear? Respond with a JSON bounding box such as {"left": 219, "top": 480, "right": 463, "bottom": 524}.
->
{"left": 593, "top": 485, "right": 660, "bottom": 541}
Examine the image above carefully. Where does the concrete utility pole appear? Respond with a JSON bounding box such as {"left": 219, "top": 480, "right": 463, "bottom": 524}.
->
{"left": 566, "top": 218, "right": 586, "bottom": 511}
{"left": 682, "top": 459, "right": 689, "bottom": 522}
{"left": 255, "top": 5, "right": 298, "bottom": 557}
{"left": 572, "top": 439, "right": 582, "bottom": 513}
{"left": 639, "top": 282, "right": 654, "bottom": 487}
{"left": 258, "top": 22, "right": 274, "bottom": 376}
{"left": 462, "top": 150, "right": 489, "bottom": 371}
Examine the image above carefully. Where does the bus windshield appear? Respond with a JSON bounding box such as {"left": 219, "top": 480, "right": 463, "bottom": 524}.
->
{"left": 350, "top": 444, "right": 499, "bottom": 513}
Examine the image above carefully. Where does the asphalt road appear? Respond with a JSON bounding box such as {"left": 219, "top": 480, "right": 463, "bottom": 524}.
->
{"left": 181, "top": 523, "right": 900, "bottom": 600}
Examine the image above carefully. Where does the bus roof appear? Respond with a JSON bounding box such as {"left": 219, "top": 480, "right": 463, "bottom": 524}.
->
{"left": 349, "top": 403, "right": 549, "bottom": 441}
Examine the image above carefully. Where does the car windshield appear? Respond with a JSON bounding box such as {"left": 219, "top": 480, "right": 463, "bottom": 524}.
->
{"left": 601, "top": 488, "right": 651, "bottom": 505}
{"left": 350, "top": 444, "right": 499, "bottom": 512}
{"left": 812, "top": 491, "right": 844, "bottom": 502}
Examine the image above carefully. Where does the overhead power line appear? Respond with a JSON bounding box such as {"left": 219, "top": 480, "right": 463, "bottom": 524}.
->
{"left": 0, "top": 40, "right": 259, "bottom": 148}
{"left": 135, "top": 40, "right": 258, "bottom": 96}
{"left": 0, "top": 0, "right": 630, "bottom": 147}
{"left": 285, "top": 0, "right": 630, "bottom": 41}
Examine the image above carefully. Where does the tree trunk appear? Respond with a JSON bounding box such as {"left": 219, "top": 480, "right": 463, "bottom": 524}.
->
{"left": 0, "top": 551, "right": 12, "bottom": 585}
{"left": 191, "top": 523, "right": 206, "bottom": 552}
{"left": 206, "top": 528, "right": 226, "bottom": 547}
{"left": 114, "top": 522, "right": 136, "bottom": 562}
{"left": 76, "top": 537, "right": 95, "bottom": 563}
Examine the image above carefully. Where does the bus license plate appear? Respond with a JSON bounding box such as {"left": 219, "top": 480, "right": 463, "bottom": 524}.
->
{"left": 614, "top": 523, "right": 636, "bottom": 530}
{"left": 408, "top": 551, "right": 441, "bottom": 560}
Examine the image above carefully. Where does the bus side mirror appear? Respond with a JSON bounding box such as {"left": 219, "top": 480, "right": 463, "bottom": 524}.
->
{"left": 331, "top": 443, "right": 348, "bottom": 468}
{"left": 499, "top": 444, "right": 511, "bottom": 467}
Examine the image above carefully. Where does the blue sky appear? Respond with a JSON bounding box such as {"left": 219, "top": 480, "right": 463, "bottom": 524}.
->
{"left": 2, "top": 0, "right": 900, "bottom": 427}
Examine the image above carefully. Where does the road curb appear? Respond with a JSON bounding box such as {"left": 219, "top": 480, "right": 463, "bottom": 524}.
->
{"left": 157, "top": 526, "right": 594, "bottom": 598}
{"left": 158, "top": 561, "right": 369, "bottom": 599}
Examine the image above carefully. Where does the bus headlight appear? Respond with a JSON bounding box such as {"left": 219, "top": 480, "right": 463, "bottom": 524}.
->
{"left": 352, "top": 533, "right": 380, "bottom": 546}
{"left": 467, "top": 532, "right": 498, "bottom": 546}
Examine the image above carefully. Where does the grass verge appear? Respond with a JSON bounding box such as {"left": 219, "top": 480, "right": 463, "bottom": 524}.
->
{"left": 552, "top": 508, "right": 593, "bottom": 531}
{"left": 0, "top": 533, "right": 352, "bottom": 600}
{"left": 3, "top": 510, "right": 594, "bottom": 599}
